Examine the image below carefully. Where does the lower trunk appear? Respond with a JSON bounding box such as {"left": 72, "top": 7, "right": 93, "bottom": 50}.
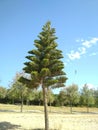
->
{"left": 42, "top": 85, "right": 49, "bottom": 130}
{"left": 12, "top": 99, "right": 14, "bottom": 104}
{"left": 26, "top": 99, "right": 30, "bottom": 106}
{"left": 70, "top": 102, "right": 72, "bottom": 114}
{"left": 21, "top": 95, "right": 23, "bottom": 113}
{"left": 49, "top": 102, "right": 51, "bottom": 112}
{"left": 39, "top": 100, "right": 41, "bottom": 106}
{"left": 87, "top": 105, "right": 89, "bottom": 113}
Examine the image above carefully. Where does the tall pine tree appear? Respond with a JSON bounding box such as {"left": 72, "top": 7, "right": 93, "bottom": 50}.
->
{"left": 19, "top": 21, "right": 67, "bottom": 130}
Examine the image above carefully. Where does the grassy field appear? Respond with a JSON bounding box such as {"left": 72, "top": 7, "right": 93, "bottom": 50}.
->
{"left": 0, "top": 104, "right": 98, "bottom": 130}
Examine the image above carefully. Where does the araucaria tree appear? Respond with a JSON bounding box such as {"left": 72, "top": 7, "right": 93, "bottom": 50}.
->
{"left": 19, "top": 21, "right": 67, "bottom": 130}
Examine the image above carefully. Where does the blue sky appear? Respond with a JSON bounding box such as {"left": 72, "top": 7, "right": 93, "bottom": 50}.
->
{"left": 0, "top": 0, "right": 98, "bottom": 90}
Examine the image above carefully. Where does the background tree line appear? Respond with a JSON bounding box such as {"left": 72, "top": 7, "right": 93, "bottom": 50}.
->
{"left": 0, "top": 79, "right": 98, "bottom": 109}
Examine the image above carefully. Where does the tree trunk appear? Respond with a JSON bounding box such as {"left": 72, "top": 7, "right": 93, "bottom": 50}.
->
{"left": 12, "top": 99, "right": 14, "bottom": 104}
{"left": 87, "top": 103, "right": 89, "bottom": 113}
{"left": 49, "top": 102, "right": 51, "bottom": 112}
{"left": 21, "top": 94, "right": 23, "bottom": 113}
{"left": 26, "top": 99, "right": 29, "bottom": 106}
{"left": 70, "top": 101, "right": 72, "bottom": 114}
{"left": 42, "top": 85, "right": 49, "bottom": 130}
{"left": 87, "top": 99, "right": 89, "bottom": 113}
{"left": 39, "top": 100, "right": 41, "bottom": 106}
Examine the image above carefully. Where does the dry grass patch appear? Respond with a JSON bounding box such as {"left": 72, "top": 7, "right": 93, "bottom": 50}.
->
{"left": 0, "top": 104, "right": 98, "bottom": 130}
{"left": 0, "top": 112, "right": 98, "bottom": 130}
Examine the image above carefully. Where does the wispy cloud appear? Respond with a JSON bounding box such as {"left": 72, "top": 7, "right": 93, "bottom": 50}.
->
{"left": 67, "top": 46, "right": 86, "bottom": 60}
{"left": 78, "top": 47, "right": 86, "bottom": 54}
{"left": 82, "top": 37, "right": 98, "bottom": 48}
{"left": 89, "top": 52, "right": 97, "bottom": 56}
{"left": 86, "top": 83, "right": 96, "bottom": 89}
{"left": 67, "top": 37, "right": 98, "bottom": 61}
{"left": 67, "top": 51, "right": 81, "bottom": 60}
{"left": 80, "top": 83, "right": 98, "bottom": 90}
{"left": 76, "top": 38, "right": 84, "bottom": 43}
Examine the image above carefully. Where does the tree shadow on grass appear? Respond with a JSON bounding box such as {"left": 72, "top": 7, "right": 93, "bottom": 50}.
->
{"left": 0, "top": 122, "right": 21, "bottom": 130}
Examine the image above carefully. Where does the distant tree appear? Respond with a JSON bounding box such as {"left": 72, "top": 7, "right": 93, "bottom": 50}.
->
{"left": 0, "top": 86, "right": 7, "bottom": 102}
{"left": 94, "top": 88, "right": 98, "bottom": 107}
{"left": 53, "top": 94, "right": 60, "bottom": 106}
{"left": 9, "top": 72, "right": 33, "bottom": 112}
{"left": 47, "top": 89, "right": 54, "bottom": 106}
{"left": 80, "top": 84, "right": 95, "bottom": 113}
{"left": 47, "top": 89, "right": 54, "bottom": 112}
{"left": 58, "top": 90, "right": 66, "bottom": 106}
{"left": 19, "top": 21, "right": 67, "bottom": 130}
{"left": 7, "top": 86, "right": 18, "bottom": 104}
{"left": 34, "top": 90, "right": 43, "bottom": 105}
{"left": 63, "top": 84, "right": 80, "bottom": 113}
{"left": 25, "top": 88, "right": 35, "bottom": 105}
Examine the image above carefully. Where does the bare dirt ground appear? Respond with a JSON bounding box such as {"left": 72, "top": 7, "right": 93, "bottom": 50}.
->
{"left": 0, "top": 111, "right": 98, "bottom": 130}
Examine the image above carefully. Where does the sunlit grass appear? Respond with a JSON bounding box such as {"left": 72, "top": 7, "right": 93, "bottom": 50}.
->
{"left": 0, "top": 104, "right": 44, "bottom": 112}
{"left": 0, "top": 103, "right": 98, "bottom": 113}
{"left": 0, "top": 104, "right": 98, "bottom": 130}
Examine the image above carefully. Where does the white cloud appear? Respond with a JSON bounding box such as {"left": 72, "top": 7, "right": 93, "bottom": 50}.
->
{"left": 82, "top": 37, "right": 98, "bottom": 48}
{"left": 87, "top": 83, "right": 95, "bottom": 89}
{"left": 89, "top": 52, "right": 97, "bottom": 56}
{"left": 76, "top": 38, "right": 84, "bottom": 43}
{"left": 67, "top": 51, "right": 81, "bottom": 60}
{"left": 82, "top": 40, "right": 91, "bottom": 48}
{"left": 67, "top": 47, "right": 86, "bottom": 60}
{"left": 80, "top": 83, "right": 98, "bottom": 90}
{"left": 67, "top": 37, "right": 98, "bottom": 61}
{"left": 78, "top": 47, "right": 86, "bottom": 54}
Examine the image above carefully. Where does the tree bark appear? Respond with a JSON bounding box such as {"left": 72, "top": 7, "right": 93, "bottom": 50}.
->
{"left": 70, "top": 101, "right": 72, "bottom": 114}
{"left": 87, "top": 98, "right": 89, "bottom": 113}
{"left": 21, "top": 94, "right": 23, "bottom": 113}
{"left": 87, "top": 103, "right": 89, "bottom": 113}
{"left": 42, "top": 85, "right": 49, "bottom": 130}
{"left": 12, "top": 99, "right": 14, "bottom": 104}
{"left": 49, "top": 102, "right": 51, "bottom": 112}
{"left": 26, "top": 99, "right": 29, "bottom": 106}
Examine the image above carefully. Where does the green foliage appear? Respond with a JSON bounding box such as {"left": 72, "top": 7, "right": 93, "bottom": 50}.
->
{"left": 80, "top": 84, "right": 95, "bottom": 107}
{"left": 58, "top": 90, "right": 66, "bottom": 106}
{"left": 47, "top": 89, "right": 54, "bottom": 105}
{"left": 19, "top": 21, "right": 67, "bottom": 90}
{"left": 8, "top": 73, "right": 34, "bottom": 105}
{"left": 62, "top": 84, "right": 80, "bottom": 105}
{"left": 0, "top": 86, "right": 7, "bottom": 99}
{"left": 58, "top": 84, "right": 80, "bottom": 113}
{"left": 1, "top": 84, "right": 98, "bottom": 108}
{"left": 94, "top": 88, "right": 98, "bottom": 107}
{"left": 34, "top": 90, "right": 43, "bottom": 105}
